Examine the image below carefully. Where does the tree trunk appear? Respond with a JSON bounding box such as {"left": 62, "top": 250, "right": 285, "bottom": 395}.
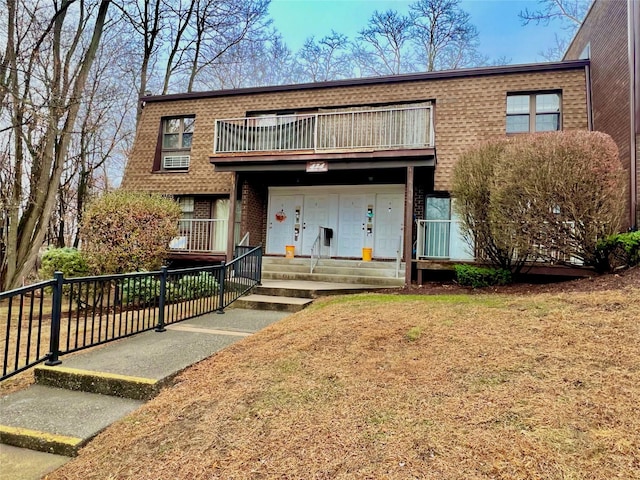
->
{"left": 3, "top": 0, "right": 112, "bottom": 290}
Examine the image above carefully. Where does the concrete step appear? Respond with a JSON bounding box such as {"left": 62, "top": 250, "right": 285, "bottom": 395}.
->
{"left": 261, "top": 257, "right": 405, "bottom": 286}
{"left": 0, "top": 310, "right": 290, "bottom": 476}
{"left": 34, "top": 366, "right": 164, "bottom": 400}
{"left": 256, "top": 280, "right": 392, "bottom": 298}
{"left": 263, "top": 263, "right": 402, "bottom": 278}
{"left": 0, "top": 385, "right": 143, "bottom": 456}
{"left": 263, "top": 256, "right": 404, "bottom": 270}
{"left": 231, "top": 294, "right": 313, "bottom": 313}
{"left": 261, "top": 271, "right": 404, "bottom": 286}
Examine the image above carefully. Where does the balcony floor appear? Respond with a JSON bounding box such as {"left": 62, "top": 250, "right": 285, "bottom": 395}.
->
{"left": 167, "top": 251, "right": 226, "bottom": 264}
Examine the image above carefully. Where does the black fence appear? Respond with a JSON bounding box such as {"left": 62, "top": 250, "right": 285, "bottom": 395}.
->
{"left": 1, "top": 246, "right": 262, "bottom": 381}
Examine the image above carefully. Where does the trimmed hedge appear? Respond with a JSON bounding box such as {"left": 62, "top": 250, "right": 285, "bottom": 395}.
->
{"left": 454, "top": 264, "right": 512, "bottom": 288}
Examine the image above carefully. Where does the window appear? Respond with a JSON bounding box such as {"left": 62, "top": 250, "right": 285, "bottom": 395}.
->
{"left": 178, "top": 196, "right": 194, "bottom": 220}
{"left": 506, "top": 93, "right": 561, "bottom": 134}
{"left": 161, "top": 117, "right": 194, "bottom": 170}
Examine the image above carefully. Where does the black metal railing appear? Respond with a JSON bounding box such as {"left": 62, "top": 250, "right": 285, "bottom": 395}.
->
{"left": 1, "top": 245, "right": 262, "bottom": 381}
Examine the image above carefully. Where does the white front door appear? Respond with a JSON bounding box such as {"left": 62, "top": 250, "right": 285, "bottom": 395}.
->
{"left": 267, "top": 185, "right": 404, "bottom": 258}
{"left": 301, "top": 195, "right": 330, "bottom": 255}
{"left": 266, "top": 195, "right": 301, "bottom": 255}
{"left": 337, "top": 194, "right": 366, "bottom": 257}
{"left": 374, "top": 193, "right": 404, "bottom": 258}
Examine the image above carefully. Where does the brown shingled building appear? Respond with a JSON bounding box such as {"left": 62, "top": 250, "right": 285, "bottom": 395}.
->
{"left": 121, "top": 0, "right": 638, "bottom": 285}
{"left": 564, "top": 0, "right": 639, "bottom": 231}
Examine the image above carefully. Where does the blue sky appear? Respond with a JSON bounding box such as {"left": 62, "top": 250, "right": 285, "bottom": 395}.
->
{"left": 269, "top": 0, "right": 571, "bottom": 65}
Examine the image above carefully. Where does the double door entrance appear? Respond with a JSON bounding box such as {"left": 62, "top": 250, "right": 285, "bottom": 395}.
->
{"left": 266, "top": 185, "right": 404, "bottom": 259}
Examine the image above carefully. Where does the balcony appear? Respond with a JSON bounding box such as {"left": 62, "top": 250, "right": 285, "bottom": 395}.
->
{"left": 169, "top": 219, "right": 228, "bottom": 253}
{"left": 416, "top": 220, "right": 474, "bottom": 261}
{"left": 415, "top": 219, "right": 583, "bottom": 265}
{"left": 214, "top": 105, "right": 433, "bottom": 155}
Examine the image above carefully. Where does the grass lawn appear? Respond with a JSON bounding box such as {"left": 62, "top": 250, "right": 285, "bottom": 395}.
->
{"left": 47, "top": 274, "right": 639, "bottom": 479}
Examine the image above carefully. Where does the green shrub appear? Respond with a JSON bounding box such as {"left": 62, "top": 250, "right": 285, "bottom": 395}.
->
{"left": 454, "top": 264, "right": 512, "bottom": 288}
{"left": 166, "top": 272, "right": 219, "bottom": 302}
{"left": 81, "top": 191, "right": 182, "bottom": 275}
{"left": 121, "top": 275, "right": 161, "bottom": 305}
{"left": 121, "top": 271, "right": 219, "bottom": 305}
{"left": 596, "top": 231, "right": 640, "bottom": 271}
{"left": 40, "top": 247, "right": 89, "bottom": 279}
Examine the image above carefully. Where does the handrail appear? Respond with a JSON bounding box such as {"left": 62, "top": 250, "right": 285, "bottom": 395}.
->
{"left": 310, "top": 227, "right": 322, "bottom": 274}
{"left": 415, "top": 219, "right": 583, "bottom": 264}
{"left": 310, "top": 226, "right": 331, "bottom": 274}
{"left": 214, "top": 105, "right": 434, "bottom": 154}
{"left": 395, "top": 232, "right": 404, "bottom": 278}
{"left": 238, "top": 232, "right": 250, "bottom": 246}
{"left": 1, "top": 246, "right": 263, "bottom": 381}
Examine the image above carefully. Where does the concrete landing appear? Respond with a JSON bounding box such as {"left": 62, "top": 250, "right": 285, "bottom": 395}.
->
{"left": 232, "top": 294, "right": 313, "bottom": 312}
{"left": 0, "top": 445, "right": 67, "bottom": 480}
{"left": 0, "top": 386, "right": 144, "bottom": 456}
{"left": 257, "top": 279, "right": 390, "bottom": 298}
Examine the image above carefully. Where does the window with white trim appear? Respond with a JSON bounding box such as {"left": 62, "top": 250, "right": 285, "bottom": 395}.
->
{"left": 178, "top": 196, "right": 194, "bottom": 220}
{"left": 176, "top": 196, "right": 194, "bottom": 235}
{"left": 162, "top": 117, "right": 194, "bottom": 170}
{"left": 506, "top": 92, "right": 561, "bottom": 134}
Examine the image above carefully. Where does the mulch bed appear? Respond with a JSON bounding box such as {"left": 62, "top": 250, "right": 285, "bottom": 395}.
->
{"left": 394, "top": 266, "right": 639, "bottom": 296}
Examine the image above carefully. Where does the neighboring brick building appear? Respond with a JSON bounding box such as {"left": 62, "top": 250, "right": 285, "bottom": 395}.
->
{"left": 564, "top": 0, "right": 639, "bottom": 229}
{"left": 121, "top": 61, "right": 590, "bottom": 283}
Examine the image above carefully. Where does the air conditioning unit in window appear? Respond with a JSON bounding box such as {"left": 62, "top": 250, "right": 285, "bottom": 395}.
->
{"left": 163, "top": 155, "right": 190, "bottom": 169}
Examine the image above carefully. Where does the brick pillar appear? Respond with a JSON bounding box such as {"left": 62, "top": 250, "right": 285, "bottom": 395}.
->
{"left": 241, "top": 179, "right": 266, "bottom": 247}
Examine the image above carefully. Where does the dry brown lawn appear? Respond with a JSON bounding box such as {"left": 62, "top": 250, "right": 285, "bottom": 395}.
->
{"left": 47, "top": 270, "right": 639, "bottom": 479}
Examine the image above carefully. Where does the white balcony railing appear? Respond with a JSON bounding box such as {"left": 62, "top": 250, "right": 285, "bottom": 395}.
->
{"left": 214, "top": 105, "right": 433, "bottom": 154}
{"left": 416, "top": 219, "right": 474, "bottom": 260}
{"left": 415, "top": 219, "right": 583, "bottom": 265}
{"left": 169, "top": 219, "right": 228, "bottom": 253}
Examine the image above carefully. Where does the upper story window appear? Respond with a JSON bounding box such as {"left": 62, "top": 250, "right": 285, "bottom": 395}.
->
{"left": 506, "top": 92, "right": 561, "bottom": 134}
{"left": 161, "top": 116, "right": 194, "bottom": 170}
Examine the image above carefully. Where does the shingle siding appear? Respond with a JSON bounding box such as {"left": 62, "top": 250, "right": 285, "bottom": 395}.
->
{"left": 122, "top": 68, "right": 588, "bottom": 195}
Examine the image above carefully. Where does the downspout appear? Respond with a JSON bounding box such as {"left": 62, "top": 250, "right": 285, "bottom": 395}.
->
{"left": 629, "top": 0, "right": 638, "bottom": 229}
{"left": 585, "top": 63, "right": 593, "bottom": 131}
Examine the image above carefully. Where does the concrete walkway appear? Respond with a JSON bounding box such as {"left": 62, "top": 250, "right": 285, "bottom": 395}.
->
{"left": 0, "top": 308, "right": 290, "bottom": 480}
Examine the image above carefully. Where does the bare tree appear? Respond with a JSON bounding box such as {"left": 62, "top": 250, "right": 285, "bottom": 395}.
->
{"left": 185, "top": 0, "right": 271, "bottom": 92}
{"left": 519, "top": 0, "right": 590, "bottom": 28}
{"left": 355, "top": 10, "right": 415, "bottom": 76}
{"left": 117, "top": 0, "right": 165, "bottom": 119}
{"left": 0, "top": 0, "right": 112, "bottom": 290}
{"left": 352, "top": 1, "right": 483, "bottom": 76}
{"left": 295, "top": 30, "right": 353, "bottom": 82}
{"left": 206, "top": 31, "right": 295, "bottom": 89}
{"left": 52, "top": 27, "right": 137, "bottom": 248}
{"left": 519, "top": 0, "right": 591, "bottom": 60}
{"left": 409, "top": 0, "right": 482, "bottom": 71}
{"left": 160, "top": 0, "right": 195, "bottom": 94}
